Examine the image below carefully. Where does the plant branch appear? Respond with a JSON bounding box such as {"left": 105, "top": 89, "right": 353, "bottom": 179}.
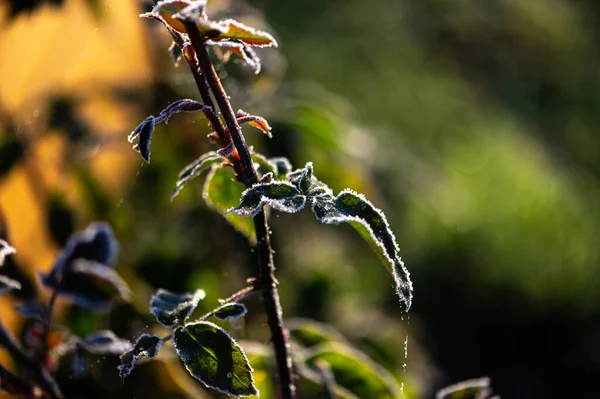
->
{"left": 0, "top": 317, "right": 62, "bottom": 399}
{"left": 198, "top": 283, "right": 261, "bottom": 321}
{"left": 182, "top": 45, "right": 229, "bottom": 145}
{"left": 183, "top": 22, "right": 296, "bottom": 399}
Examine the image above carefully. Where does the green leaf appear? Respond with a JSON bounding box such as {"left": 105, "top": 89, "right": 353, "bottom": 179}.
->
{"left": 211, "top": 19, "right": 277, "bottom": 47}
{"left": 251, "top": 153, "right": 278, "bottom": 177}
{"left": 311, "top": 190, "right": 412, "bottom": 311}
{"left": 288, "top": 318, "right": 348, "bottom": 348}
{"left": 214, "top": 303, "right": 247, "bottom": 321}
{"left": 203, "top": 166, "right": 256, "bottom": 244}
{"left": 288, "top": 163, "right": 331, "bottom": 196}
{"left": 228, "top": 181, "right": 305, "bottom": 216}
{"left": 171, "top": 151, "right": 223, "bottom": 200}
{"left": 150, "top": 289, "right": 205, "bottom": 327}
{"left": 269, "top": 157, "right": 293, "bottom": 177}
{"left": 436, "top": 377, "right": 493, "bottom": 399}
{"left": 118, "top": 334, "right": 164, "bottom": 378}
{"left": 173, "top": 321, "right": 258, "bottom": 397}
{"left": 305, "top": 343, "right": 401, "bottom": 399}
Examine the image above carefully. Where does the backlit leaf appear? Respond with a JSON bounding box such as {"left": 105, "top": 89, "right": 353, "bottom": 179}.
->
{"left": 144, "top": 0, "right": 195, "bottom": 34}
{"left": 214, "top": 303, "right": 247, "bottom": 321}
{"left": 203, "top": 166, "right": 256, "bottom": 244}
{"left": 118, "top": 334, "right": 164, "bottom": 378}
{"left": 42, "top": 259, "right": 131, "bottom": 310}
{"left": 311, "top": 190, "right": 412, "bottom": 311}
{"left": 156, "top": 99, "right": 211, "bottom": 125}
{"left": 228, "top": 181, "right": 305, "bottom": 216}
{"left": 251, "top": 153, "right": 277, "bottom": 177}
{"left": 150, "top": 289, "right": 205, "bottom": 327}
{"left": 237, "top": 110, "right": 272, "bottom": 138}
{"left": 0, "top": 239, "right": 16, "bottom": 267}
{"left": 128, "top": 116, "right": 156, "bottom": 163}
{"left": 0, "top": 275, "right": 21, "bottom": 295}
{"left": 436, "top": 377, "right": 494, "bottom": 399}
{"left": 173, "top": 321, "right": 258, "bottom": 397}
{"left": 171, "top": 151, "right": 224, "bottom": 200}
{"left": 83, "top": 330, "right": 133, "bottom": 355}
{"left": 212, "top": 19, "right": 277, "bottom": 47}
{"left": 210, "top": 40, "right": 262, "bottom": 74}
{"left": 305, "top": 343, "right": 401, "bottom": 399}
{"left": 288, "top": 163, "right": 331, "bottom": 196}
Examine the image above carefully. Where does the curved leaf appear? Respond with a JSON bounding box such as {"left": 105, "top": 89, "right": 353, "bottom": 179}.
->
{"left": 0, "top": 274, "right": 21, "bottom": 295}
{"left": 83, "top": 330, "right": 133, "bottom": 355}
{"left": 150, "top": 289, "right": 205, "bottom": 327}
{"left": 118, "top": 334, "right": 164, "bottom": 378}
{"left": 42, "top": 259, "right": 131, "bottom": 310}
{"left": 173, "top": 321, "right": 258, "bottom": 397}
{"left": 214, "top": 303, "right": 247, "bottom": 321}
{"left": 436, "top": 377, "right": 493, "bottom": 399}
{"left": 210, "top": 40, "right": 262, "bottom": 74}
{"left": 305, "top": 343, "right": 401, "bottom": 399}
{"left": 212, "top": 19, "right": 277, "bottom": 47}
{"left": 269, "top": 157, "right": 293, "bottom": 177}
{"left": 251, "top": 153, "right": 278, "bottom": 177}
{"left": 311, "top": 190, "right": 412, "bottom": 311}
{"left": 143, "top": 0, "right": 196, "bottom": 34}
{"left": 0, "top": 239, "right": 16, "bottom": 267}
{"left": 156, "top": 99, "right": 211, "bottom": 125}
{"left": 236, "top": 110, "right": 272, "bottom": 138}
{"left": 228, "top": 181, "right": 306, "bottom": 216}
{"left": 203, "top": 166, "right": 256, "bottom": 244}
{"left": 288, "top": 163, "right": 331, "bottom": 196}
{"left": 171, "top": 151, "right": 223, "bottom": 200}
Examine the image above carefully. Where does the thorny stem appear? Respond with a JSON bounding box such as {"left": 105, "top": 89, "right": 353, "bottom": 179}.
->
{"left": 183, "top": 22, "right": 296, "bottom": 399}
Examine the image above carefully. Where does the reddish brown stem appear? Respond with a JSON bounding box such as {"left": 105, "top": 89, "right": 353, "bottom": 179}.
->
{"left": 183, "top": 21, "right": 296, "bottom": 399}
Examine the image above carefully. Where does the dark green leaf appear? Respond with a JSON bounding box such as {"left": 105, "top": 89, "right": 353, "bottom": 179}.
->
{"left": 156, "top": 99, "right": 211, "bottom": 125}
{"left": 128, "top": 116, "right": 156, "bottom": 163}
{"left": 173, "top": 321, "right": 257, "bottom": 397}
{"left": 0, "top": 275, "right": 21, "bottom": 295}
{"left": 83, "top": 330, "right": 133, "bottom": 355}
{"left": 228, "top": 181, "right": 305, "bottom": 216}
{"left": 269, "top": 157, "right": 293, "bottom": 177}
{"left": 288, "top": 163, "right": 331, "bottom": 196}
{"left": 150, "top": 289, "right": 205, "bottom": 327}
{"left": 118, "top": 334, "right": 164, "bottom": 378}
{"left": 311, "top": 190, "right": 412, "bottom": 310}
{"left": 436, "top": 377, "right": 493, "bottom": 399}
{"left": 203, "top": 166, "right": 256, "bottom": 243}
{"left": 214, "top": 303, "right": 247, "bottom": 321}
{"left": 171, "top": 151, "right": 223, "bottom": 200}
{"left": 42, "top": 259, "right": 131, "bottom": 310}
{"left": 305, "top": 343, "right": 401, "bottom": 399}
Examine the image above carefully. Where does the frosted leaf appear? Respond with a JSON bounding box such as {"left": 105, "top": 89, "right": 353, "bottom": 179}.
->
{"left": 227, "top": 181, "right": 306, "bottom": 216}
{"left": 311, "top": 190, "right": 412, "bottom": 311}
